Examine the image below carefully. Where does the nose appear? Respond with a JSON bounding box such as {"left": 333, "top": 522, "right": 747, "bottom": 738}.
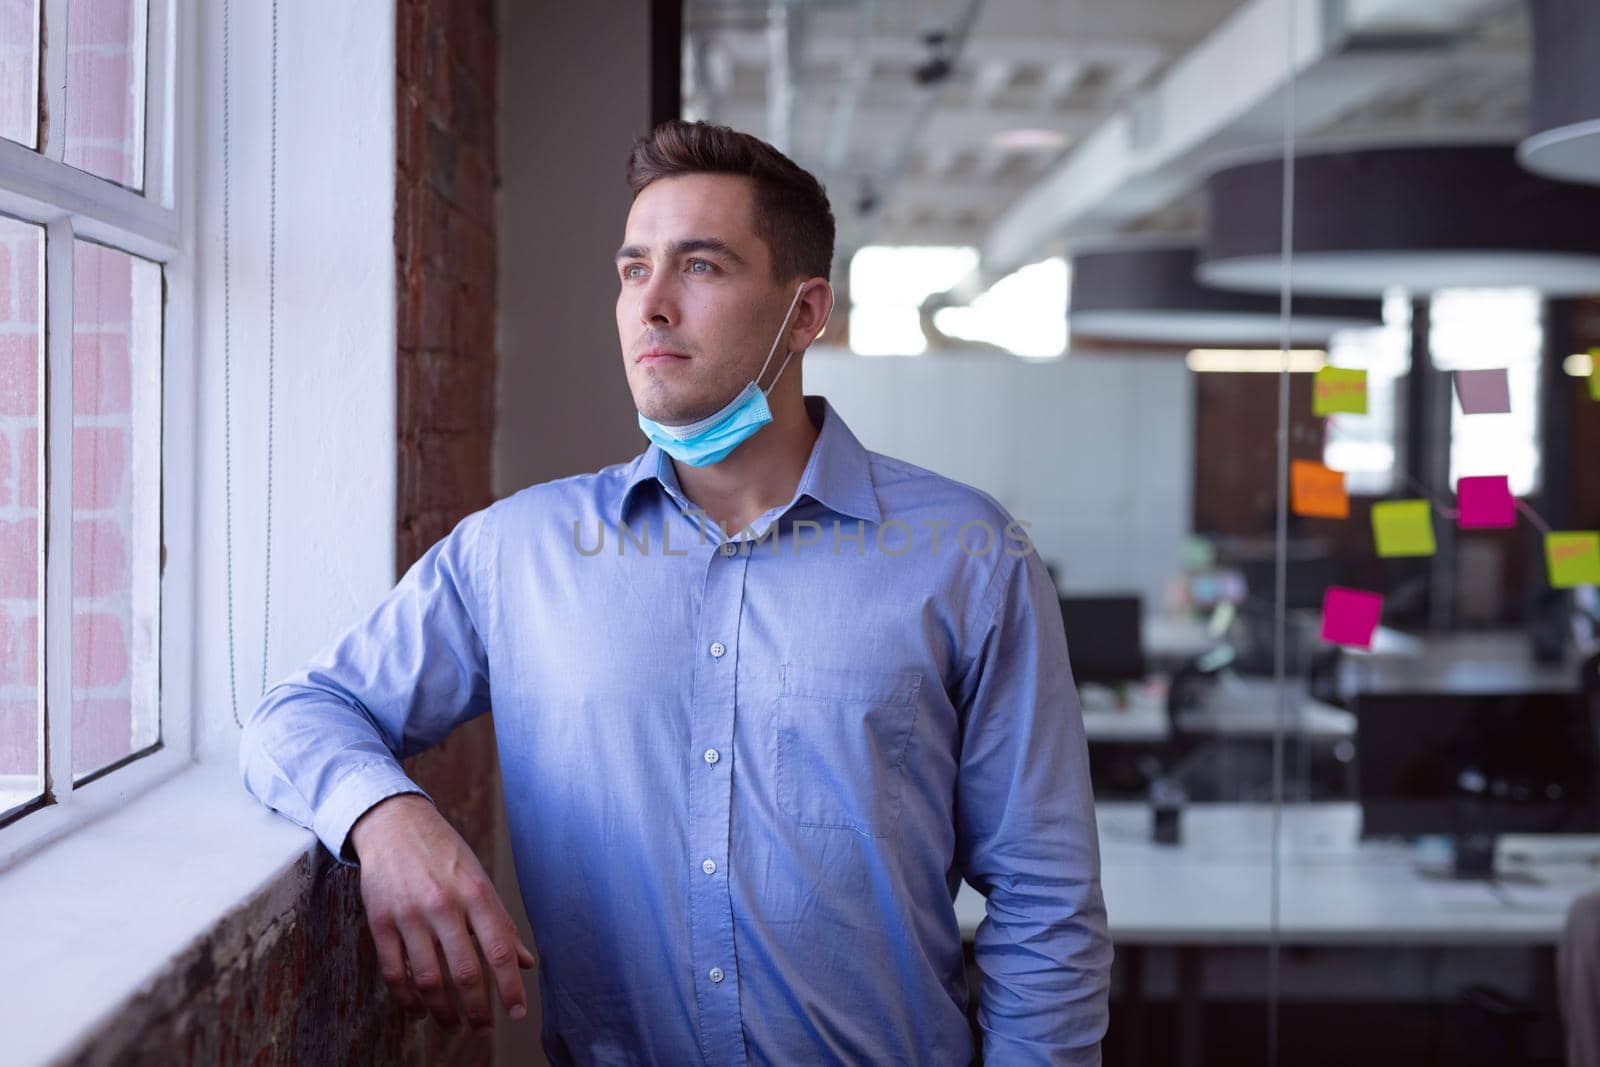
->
{"left": 637, "top": 268, "right": 678, "bottom": 329}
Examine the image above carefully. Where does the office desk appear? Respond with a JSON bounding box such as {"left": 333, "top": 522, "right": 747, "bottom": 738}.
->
{"left": 955, "top": 803, "right": 1600, "bottom": 1065}
{"left": 1080, "top": 678, "right": 1354, "bottom": 745}
{"left": 1342, "top": 629, "right": 1580, "bottom": 695}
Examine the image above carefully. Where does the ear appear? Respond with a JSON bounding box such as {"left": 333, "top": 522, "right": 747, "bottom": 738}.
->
{"left": 787, "top": 280, "right": 836, "bottom": 353}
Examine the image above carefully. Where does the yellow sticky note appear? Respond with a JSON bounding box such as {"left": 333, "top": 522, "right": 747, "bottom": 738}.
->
{"left": 1313, "top": 367, "right": 1368, "bottom": 416}
{"left": 1590, "top": 348, "right": 1599, "bottom": 401}
{"left": 1547, "top": 532, "right": 1600, "bottom": 588}
{"left": 1372, "top": 500, "right": 1436, "bottom": 558}
{"left": 1291, "top": 460, "right": 1349, "bottom": 519}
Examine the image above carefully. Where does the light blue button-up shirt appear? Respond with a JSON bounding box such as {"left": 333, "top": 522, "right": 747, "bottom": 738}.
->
{"left": 241, "top": 394, "right": 1111, "bottom": 1065}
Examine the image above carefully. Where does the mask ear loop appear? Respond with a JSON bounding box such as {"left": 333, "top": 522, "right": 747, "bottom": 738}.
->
{"left": 756, "top": 283, "right": 808, "bottom": 394}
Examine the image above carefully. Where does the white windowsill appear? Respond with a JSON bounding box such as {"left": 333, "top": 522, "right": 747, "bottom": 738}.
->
{"left": 0, "top": 760, "right": 322, "bottom": 1067}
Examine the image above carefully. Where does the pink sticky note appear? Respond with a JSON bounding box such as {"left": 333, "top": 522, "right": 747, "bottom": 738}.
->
{"left": 1457, "top": 475, "right": 1516, "bottom": 528}
{"left": 1454, "top": 369, "right": 1511, "bottom": 415}
{"left": 1321, "top": 587, "right": 1383, "bottom": 649}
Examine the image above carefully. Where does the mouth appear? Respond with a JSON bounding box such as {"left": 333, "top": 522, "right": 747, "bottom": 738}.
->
{"left": 637, "top": 349, "right": 691, "bottom": 366}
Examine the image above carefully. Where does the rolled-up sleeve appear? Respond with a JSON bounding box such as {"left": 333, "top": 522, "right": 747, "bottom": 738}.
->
{"left": 239, "top": 508, "right": 494, "bottom": 865}
{"left": 953, "top": 547, "right": 1113, "bottom": 1065}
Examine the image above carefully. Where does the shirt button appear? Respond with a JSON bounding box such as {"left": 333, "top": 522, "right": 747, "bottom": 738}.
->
{"left": 721, "top": 542, "right": 738, "bottom": 556}
{"left": 702, "top": 858, "right": 717, "bottom": 875}
{"left": 709, "top": 641, "right": 726, "bottom": 658}
{"left": 703, "top": 748, "right": 720, "bottom": 765}
{"left": 709, "top": 967, "right": 725, "bottom": 984}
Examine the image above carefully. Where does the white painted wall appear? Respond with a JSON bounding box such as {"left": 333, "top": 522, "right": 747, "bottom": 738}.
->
{"left": 802, "top": 346, "right": 1194, "bottom": 607}
{"left": 189, "top": 0, "right": 397, "bottom": 762}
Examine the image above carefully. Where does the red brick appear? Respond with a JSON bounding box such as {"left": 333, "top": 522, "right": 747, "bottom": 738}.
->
{"left": 397, "top": 269, "right": 421, "bottom": 352}
{"left": 14, "top": 231, "right": 39, "bottom": 324}
{"left": 455, "top": 286, "right": 494, "bottom": 360}
{"left": 18, "top": 426, "right": 36, "bottom": 508}
{"left": 397, "top": 91, "right": 426, "bottom": 181}
{"left": 423, "top": 29, "right": 452, "bottom": 127}
{"left": 72, "top": 611, "right": 128, "bottom": 688}
{"left": 0, "top": 429, "right": 10, "bottom": 507}
{"left": 75, "top": 242, "right": 134, "bottom": 325}
{"left": 73, "top": 696, "right": 132, "bottom": 774}
{"left": 418, "top": 273, "right": 453, "bottom": 349}
{"left": 425, "top": 121, "right": 457, "bottom": 203}
{"left": 0, "top": 696, "right": 38, "bottom": 776}
{"left": 66, "top": 0, "right": 130, "bottom": 47}
{"left": 72, "top": 426, "right": 129, "bottom": 510}
{"left": 0, "top": 334, "right": 39, "bottom": 416}
{"left": 73, "top": 331, "right": 132, "bottom": 416}
{"left": 0, "top": 604, "right": 14, "bottom": 686}
{"left": 65, "top": 52, "right": 131, "bottom": 142}
{"left": 399, "top": 350, "right": 492, "bottom": 434}
{"left": 74, "top": 518, "right": 128, "bottom": 598}
{"left": 396, "top": 0, "right": 424, "bottom": 86}
{"left": 20, "top": 613, "right": 35, "bottom": 687}
{"left": 0, "top": 519, "right": 38, "bottom": 598}
{"left": 454, "top": 146, "right": 493, "bottom": 227}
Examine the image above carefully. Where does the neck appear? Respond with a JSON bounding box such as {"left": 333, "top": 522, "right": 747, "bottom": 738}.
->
{"left": 672, "top": 385, "right": 819, "bottom": 538}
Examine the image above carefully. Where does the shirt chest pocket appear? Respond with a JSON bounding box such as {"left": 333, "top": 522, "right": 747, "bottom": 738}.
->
{"left": 773, "top": 662, "right": 923, "bottom": 838}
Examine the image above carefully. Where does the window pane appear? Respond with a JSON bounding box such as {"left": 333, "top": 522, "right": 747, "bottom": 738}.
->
{"left": 0, "top": 0, "right": 40, "bottom": 149}
{"left": 71, "top": 240, "right": 158, "bottom": 781}
{"left": 61, "top": 0, "right": 148, "bottom": 189}
{"left": 0, "top": 216, "right": 43, "bottom": 816}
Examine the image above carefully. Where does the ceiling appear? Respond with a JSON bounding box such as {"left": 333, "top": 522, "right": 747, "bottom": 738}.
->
{"left": 681, "top": 0, "right": 1533, "bottom": 294}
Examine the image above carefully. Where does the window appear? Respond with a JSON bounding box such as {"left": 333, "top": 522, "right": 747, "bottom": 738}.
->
{"left": 0, "top": 0, "right": 176, "bottom": 838}
{"left": 1429, "top": 288, "right": 1542, "bottom": 497}
{"left": 847, "top": 245, "right": 1069, "bottom": 359}
{"left": 1323, "top": 291, "right": 1410, "bottom": 496}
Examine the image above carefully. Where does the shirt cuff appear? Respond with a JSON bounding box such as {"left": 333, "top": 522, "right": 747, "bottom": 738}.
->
{"left": 311, "top": 760, "right": 434, "bottom": 867}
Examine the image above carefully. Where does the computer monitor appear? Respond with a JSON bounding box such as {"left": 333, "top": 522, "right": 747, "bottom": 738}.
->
{"left": 1354, "top": 688, "right": 1600, "bottom": 878}
{"left": 1059, "top": 595, "right": 1146, "bottom": 687}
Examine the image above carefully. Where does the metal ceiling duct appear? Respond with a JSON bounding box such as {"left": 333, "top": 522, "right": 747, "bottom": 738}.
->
{"left": 1516, "top": 0, "right": 1600, "bottom": 186}
{"left": 1197, "top": 144, "right": 1600, "bottom": 297}
{"left": 1070, "top": 244, "right": 1383, "bottom": 347}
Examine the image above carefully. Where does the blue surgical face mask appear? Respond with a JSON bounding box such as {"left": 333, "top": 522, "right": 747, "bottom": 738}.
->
{"left": 636, "top": 283, "right": 807, "bottom": 467}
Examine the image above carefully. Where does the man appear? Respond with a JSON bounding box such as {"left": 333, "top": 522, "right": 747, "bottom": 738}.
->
{"left": 241, "top": 118, "right": 1111, "bottom": 1065}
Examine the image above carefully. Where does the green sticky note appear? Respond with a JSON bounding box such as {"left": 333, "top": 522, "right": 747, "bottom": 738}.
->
{"left": 1314, "top": 367, "right": 1368, "bottom": 415}
{"left": 1547, "top": 532, "right": 1600, "bottom": 588}
{"left": 1371, "top": 500, "right": 1436, "bottom": 558}
{"left": 1590, "top": 348, "right": 1599, "bottom": 401}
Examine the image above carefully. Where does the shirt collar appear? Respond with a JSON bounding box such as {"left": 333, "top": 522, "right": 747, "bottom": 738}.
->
{"left": 617, "top": 394, "right": 882, "bottom": 528}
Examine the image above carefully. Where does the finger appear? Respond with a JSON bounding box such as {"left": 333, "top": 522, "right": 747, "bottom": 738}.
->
{"left": 397, "top": 918, "right": 457, "bottom": 1026}
{"left": 435, "top": 913, "right": 496, "bottom": 1031}
{"left": 517, "top": 940, "right": 536, "bottom": 969}
{"left": 464, "top": 899, "right": 531, "bottom": 1020}
{"left": 371, "top": 921, "right": 425, "bottom": 1017}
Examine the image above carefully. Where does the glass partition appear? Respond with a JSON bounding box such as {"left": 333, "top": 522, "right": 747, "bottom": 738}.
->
{"left": 682, "top": 0, "right": 1600, "bottom": 1062}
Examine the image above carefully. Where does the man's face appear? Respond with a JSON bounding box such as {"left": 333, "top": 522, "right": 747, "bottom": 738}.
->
{"left": 616, "top": 173, "right": 799, "bottom": 425}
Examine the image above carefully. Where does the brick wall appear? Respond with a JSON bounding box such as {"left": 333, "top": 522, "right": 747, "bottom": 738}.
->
{"left": 60, "top": 2, "right": 505, "bottom": 1063}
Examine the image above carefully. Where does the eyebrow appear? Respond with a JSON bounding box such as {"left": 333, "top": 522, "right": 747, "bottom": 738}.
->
{"left": 614, "top": 236, "right": 748, "bottom": 268}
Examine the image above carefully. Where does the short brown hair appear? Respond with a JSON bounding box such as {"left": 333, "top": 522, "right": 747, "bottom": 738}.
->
{"left": 626, "top": 119, "right": 835, "bottom": 284}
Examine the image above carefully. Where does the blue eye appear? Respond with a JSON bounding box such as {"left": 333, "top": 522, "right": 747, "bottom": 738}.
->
{"left": 689, "top": 259, "right": 713, "bottom": 273}
{"left": 622, "top": 264, "right": 645, "bottom": 280}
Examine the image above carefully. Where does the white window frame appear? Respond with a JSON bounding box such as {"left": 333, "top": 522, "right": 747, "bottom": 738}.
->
{"left": 0, "top": 0, "right": 197, "bottom": 872}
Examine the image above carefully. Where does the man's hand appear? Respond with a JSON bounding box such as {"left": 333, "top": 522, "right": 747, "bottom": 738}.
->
{"left": 348, "top": 793, "right": 537, "bottom": 1031}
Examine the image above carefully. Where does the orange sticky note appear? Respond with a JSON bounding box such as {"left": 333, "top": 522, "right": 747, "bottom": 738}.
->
{"left": 1291, "top": 460, "right": 1349, "bottom": 519}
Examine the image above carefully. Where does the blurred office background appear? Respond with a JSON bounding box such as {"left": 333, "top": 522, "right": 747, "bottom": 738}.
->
{"left": 4, "top": 1, "right": 1600, "bottom": 1065}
